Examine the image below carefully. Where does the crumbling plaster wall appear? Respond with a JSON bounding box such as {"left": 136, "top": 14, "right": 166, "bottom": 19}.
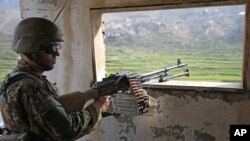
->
{"left": 84, "top": 89, "right": 250, "bottom": 141}
{"left": 20, "top": 0, "right": 250, "bottom": 141}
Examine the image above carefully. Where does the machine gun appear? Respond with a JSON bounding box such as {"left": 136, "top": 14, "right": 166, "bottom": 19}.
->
{"left": 57, "top": 59, "right": 189, "bottom": 116}
{"left": 92, "top": 58, "right": 189, "bottom": 96}
{"left": 91, "top": 59, "right": 189, "bottom": 115}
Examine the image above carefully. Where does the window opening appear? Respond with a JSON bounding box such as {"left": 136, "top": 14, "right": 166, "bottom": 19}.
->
{"left": 102, "top": 5, "right": 245, "bottom": 83}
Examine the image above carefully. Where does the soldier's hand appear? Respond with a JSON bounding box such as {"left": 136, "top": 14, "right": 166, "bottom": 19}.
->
{"left": 94, "top": 96, "right": 111, "bottom": 112}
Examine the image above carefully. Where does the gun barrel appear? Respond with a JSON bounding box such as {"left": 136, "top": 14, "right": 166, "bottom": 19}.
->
{"left": 141, "top": 63, "right": 187, "bottom": 79}
{"left": 166, "top": 63, "right": 187, "bottom": 71}
{"left": 159, "top": 71, "right": 189, "bottom": 82}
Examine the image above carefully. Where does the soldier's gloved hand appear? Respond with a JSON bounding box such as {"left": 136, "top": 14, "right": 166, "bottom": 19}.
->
{"left": 93, "top": 96, "right": 111, "bottom": 112}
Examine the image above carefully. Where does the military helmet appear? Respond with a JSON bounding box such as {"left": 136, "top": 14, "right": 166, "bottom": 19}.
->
{"left": 12, "top": 17, "right": 63, "bottom": 53}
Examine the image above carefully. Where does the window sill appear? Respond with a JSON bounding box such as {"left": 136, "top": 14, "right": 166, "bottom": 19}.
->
{"left": 141, "top": 80, "right": 243, "bottom": 92}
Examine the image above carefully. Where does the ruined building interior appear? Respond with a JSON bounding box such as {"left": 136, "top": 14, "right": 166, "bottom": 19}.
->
{"left": 15, "top": 0, "right": 250, "bottom": 140}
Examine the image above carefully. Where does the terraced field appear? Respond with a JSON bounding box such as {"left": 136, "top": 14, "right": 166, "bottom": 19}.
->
{"left": 0, "top": 42, "right": 18, "bottom": 82}
{"left": 0, "top": 42, "right": 242, "bottom": 83}
{"left": 105, "top": 44, "right": 242, "bottom": 82}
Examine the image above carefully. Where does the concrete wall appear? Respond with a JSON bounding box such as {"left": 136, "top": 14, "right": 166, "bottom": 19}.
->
{"left": 86, "top": 89, "right": 250, "bottom": 141}
{"left": 20, "top": 0, "right": 96, "bottom": 93}
{"left": 20, "top": 0, "right": 250, "bottom": 141}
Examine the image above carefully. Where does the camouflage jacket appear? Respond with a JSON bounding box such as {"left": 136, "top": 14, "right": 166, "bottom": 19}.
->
{"left": 0, "top": 60, "right": 102, "bottom": 141}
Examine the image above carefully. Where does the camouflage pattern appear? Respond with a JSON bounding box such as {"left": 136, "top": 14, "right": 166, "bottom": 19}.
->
{"left": 0, "top": 60, "right": 102, "bottom": 141}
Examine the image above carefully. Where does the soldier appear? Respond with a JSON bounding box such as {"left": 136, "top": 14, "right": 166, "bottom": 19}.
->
{"left": 0, "top": 17, "right": 110, "bottom": 141}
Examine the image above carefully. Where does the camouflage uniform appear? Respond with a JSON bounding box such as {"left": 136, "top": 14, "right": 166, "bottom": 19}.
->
{"left": 0, "top": 60, "right": 101, "bottom": 141}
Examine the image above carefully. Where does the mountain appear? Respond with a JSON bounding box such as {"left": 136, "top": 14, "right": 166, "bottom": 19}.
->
{"left": 0, "top": 0, "right": 21, "bottom": 42}
{"left": 0, "top": 2, "right": 245, "bottom": 49}
{"left": 103, "top": 5, "right": 245, "bottom": 48}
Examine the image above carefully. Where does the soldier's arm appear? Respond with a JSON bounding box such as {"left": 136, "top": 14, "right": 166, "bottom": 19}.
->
{"left": 20, "top": 80, "right": 102, "bottom": 140}
{"left": 56, "top": 90, "right": 99, "bottom": 113}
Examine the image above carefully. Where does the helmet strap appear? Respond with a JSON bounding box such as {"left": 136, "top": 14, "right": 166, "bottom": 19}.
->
{"left": 21, "top": 54, "right": 44, "bottom": 75}
{"left": 23, "top": 51, "right": 46, "bottom": 71}
{"left": 23, "top": 53, "right": 35, "bottom": 60}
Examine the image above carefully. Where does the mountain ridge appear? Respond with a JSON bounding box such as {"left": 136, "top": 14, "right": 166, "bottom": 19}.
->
{"left": 103, "top": 5, "right": 245, "bottom": 48}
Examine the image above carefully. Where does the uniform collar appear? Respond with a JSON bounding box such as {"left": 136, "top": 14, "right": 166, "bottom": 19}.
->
{"left": 13, "top": 60, "right": 46, "bottom": 80}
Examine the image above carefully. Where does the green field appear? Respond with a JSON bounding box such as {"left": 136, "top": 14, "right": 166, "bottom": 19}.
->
{"left": 0, "top": 42, "right": 18, "bottom": 82}
{"left": 0, "top": 42, "right": 242, "bottom": 83}
{"left": 105, "top": 43, "right": 242, "bottom": 82}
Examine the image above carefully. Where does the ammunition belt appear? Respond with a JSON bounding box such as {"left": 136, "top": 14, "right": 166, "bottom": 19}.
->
{"left": 128, "top": 78, "right": 149, "bottom": 114}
